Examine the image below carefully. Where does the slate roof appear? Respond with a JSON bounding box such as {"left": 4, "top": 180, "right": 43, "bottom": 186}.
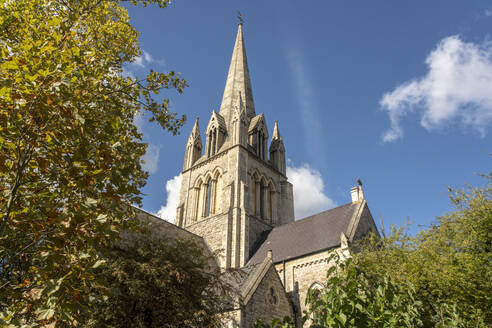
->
{"left": 221, "top": 263, "right": 260, "bottom": 291}
{"left": 247, "top": 202, "right": 358, "bottom": 265}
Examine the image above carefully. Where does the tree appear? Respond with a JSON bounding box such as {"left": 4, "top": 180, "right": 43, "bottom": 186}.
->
{"left": 355, "top": 174, "right": 491, "bottom": 326}
{"left": 257, "top": 173, "right": 491, "bottom": 327}
{"left": 304, "top": 255, "right": 423, "bottom": 328}
{"left": 255, "top": 254, "right": 423, "bottom": 328}
{"left": 82, "top": 233, "right": 225, "bottom": 328}
{"left": 0, "top": 0, "right": 186, "bottom": 325}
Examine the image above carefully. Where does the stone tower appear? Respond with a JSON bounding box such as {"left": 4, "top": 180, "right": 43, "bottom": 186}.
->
{"left": 176, "top": 22, "right": 294, "bottom": 269}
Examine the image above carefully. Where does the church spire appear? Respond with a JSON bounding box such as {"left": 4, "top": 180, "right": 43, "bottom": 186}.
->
{"left": 190, "top": 117, "right": 200, "bottom": 140}
{"left": 269, "top": 120, "right": 286, "bottom": 175}
{"left": 272, "top": 120, "right": 282, "bottom": 141}
{"left": 183, "top": 117, "right": 202, "bottom": 170}
{"left": 219, "top": 22, "right": 256, "bottom": 125}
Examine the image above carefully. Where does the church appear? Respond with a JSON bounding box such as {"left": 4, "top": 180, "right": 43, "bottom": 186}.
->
{"left": 143, "top": 21, "right": 379, "bottom": 327}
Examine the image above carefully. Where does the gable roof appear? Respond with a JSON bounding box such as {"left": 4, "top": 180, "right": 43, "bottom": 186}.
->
{"left": 248, "top": 113, "right": 266, "bottom": 132}
{"left": 220, "top": 255, "right": 274, "bottom": 305}
{"left": 207, "top": 110, "right": 227, "bottom": 132}
{"left": 247, "top": 202, "right": 359, "bottom": 265}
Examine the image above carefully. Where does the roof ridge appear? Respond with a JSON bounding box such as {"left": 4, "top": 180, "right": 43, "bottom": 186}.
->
{"left": 274, "top": 202, "right": 355, "bottom": 230}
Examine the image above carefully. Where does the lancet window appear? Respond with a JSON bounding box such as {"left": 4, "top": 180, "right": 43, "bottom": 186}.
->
{"left": 207, "top": 127, "right": 218, "bottom": 157}
{"left": 250, "top": 172, "right": 276, "bottom": 224}
{"left": 257, "top": 130, "right": 267, "bottom": 160}
{"left": 194, "top": 172, "right": 221, "bottom": 221}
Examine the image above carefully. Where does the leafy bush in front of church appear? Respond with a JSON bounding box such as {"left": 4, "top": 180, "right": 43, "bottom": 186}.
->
{"left": 81, "top": 235, "right": 226, "bottom": 328}
{"left": 304, "top": 254, "right": 423, "bottom": 328}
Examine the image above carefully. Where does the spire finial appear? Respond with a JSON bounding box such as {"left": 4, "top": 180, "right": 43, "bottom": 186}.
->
{"left": 191, "top": 116, "right": 200, "bottom": 135}
{"left": 237, "top": 10, "right": 244, "bottom": 25}
{"left": 272, "top": 120, "right": 281, "bottom": 140}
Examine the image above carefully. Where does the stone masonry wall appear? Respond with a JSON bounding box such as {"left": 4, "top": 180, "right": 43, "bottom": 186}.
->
{"left": 241, "top": 265, "right": 293, "bottom": 327}
{"left": 185, "top": 213, "right": 229, "bottom": 267}
{"left": 247, "top": 215, "right": 272, "bottom": 259}
{"left": 351, "top": 203, "right": 379, "bottom": 241}
{"left": 275, "top": 247, "right": 349, "bottom": 327}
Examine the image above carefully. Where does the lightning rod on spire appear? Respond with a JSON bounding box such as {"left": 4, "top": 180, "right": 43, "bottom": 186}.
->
{"left": 237, "top": 11, "right": 244, "bottom": 25}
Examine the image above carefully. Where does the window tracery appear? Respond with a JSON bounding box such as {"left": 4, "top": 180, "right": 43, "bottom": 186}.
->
{"left": 250, "top": 171, "right": 276, "bottom": 224}
{"left": 194, "top": 171, "right": 221, "bottom": 220}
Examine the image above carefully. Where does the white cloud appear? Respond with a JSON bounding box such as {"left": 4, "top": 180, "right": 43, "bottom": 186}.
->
{"left": 133, "top": 55, "right": 145, "bottom": 68}
{"left": 157, "top": 174, "right": 182, "bottom": 223}
{"left": 485, "top": 9, "right": 492, "bottom": 17}
{"left": 141, "top": 144, "right": 160, "bottom": 174}
{"left": 287, "top": 163, "right": 336, "bottom": 219}
{"left": 120, "top": 66, "right": 135, "bottom": 79}
{"left": 131, "top": 50, "right": 165, "bottom": 68}
{"left": 133, "top": 111, "right": 144, "bottom": 132}
{"left": 380, "top": 35, "right": 492, "bottom": 142}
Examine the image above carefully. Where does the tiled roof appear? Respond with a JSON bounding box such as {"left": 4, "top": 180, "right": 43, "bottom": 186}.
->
{"left": 247, "top": 202, "right": 358, "bottom": 265}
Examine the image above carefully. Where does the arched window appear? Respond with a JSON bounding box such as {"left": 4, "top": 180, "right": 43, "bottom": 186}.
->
{"left": 204, "top": 179, "right": 212, "bottom": 217}
{"left": 256, "top": 130, "right": 267, "bottom": 160}
{"left": 308, "top": 282, "right": 324, "bottom": 301}
{"left": 208, "top": 128, "right": 217, "bottom": 157}
{"left": 259, "top": 180, "right": 265, "bottom": 218}
{"left": 194, "top": 179, "right": 203, "bottom": 221}
{"left": 212, "top": 173, "right": 220, "bottom": 214}
{"left": 250, "top": 173, "right": 259, "bottom": 216}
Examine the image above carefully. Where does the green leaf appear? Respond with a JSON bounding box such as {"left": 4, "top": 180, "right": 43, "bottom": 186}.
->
{"left": 48, "top": 17, "right": 61, "bottom": 26}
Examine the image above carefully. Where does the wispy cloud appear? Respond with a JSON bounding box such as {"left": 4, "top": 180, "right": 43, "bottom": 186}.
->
{"left": 156, "top": 174, "right": 182, "bottom": 223}
{"left": 380, "top": 35, "right": 492, "bottom": 142}
{"left": 287, "top": 162, "right": 335, "bottom": 219}
{"left": 285, "top": 46, "right": 327, "bottom": 169}
{"left": 132, "top": 50, "right": 165, "bottom": 68}
{"left": 133, "top": 111, "right": 145, "bottom": 132}
{"left": 485, "top": 8, "right": 492, "bottom": 17}
{"left": 141, "top": 144, "right": 160, "bottom": 174}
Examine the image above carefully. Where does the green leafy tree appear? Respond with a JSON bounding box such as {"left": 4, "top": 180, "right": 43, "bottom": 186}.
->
{"left": 355, "top": 174, "right": 491, "bottom": 326}
{"left": 83, "top": 234, "right": 225, "bottom": 328}
{"left": 255, "top": 316, "right": 295, "bottom": 328}
{"left": 0, "top": 0, "right": 186, "bottom": 325}
{"left": 304, "top": 254, "right": 423, "bottom": 328}
{"left": 257, "top": 173, "right": 491, "bottom": 327}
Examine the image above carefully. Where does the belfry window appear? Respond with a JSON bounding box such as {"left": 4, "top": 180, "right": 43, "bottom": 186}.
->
{"left": 254, "top": 130, "right": 267, "bottom": 160}
{"left": 208, "top": 128, "right": 218, "bottom": 157}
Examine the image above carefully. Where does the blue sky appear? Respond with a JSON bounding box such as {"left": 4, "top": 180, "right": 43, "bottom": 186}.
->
{"left": 125, "top": 1, "right": 492, "bottom": 234}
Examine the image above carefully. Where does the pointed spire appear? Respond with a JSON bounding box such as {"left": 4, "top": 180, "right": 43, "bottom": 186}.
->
{"left": 272, "top": 120, "right": 282, "bottom": 141}
{"left": 192, "top": 116, "right": 199, "bottom": 131}
{"left": 183, "top": 117, "right": 202, "bottom": 170}
{"left": 189, "top": 117, "right": 201, "bottom": 147}
{"left": 219, "top": 22, "right": 255, "bottom": 125}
